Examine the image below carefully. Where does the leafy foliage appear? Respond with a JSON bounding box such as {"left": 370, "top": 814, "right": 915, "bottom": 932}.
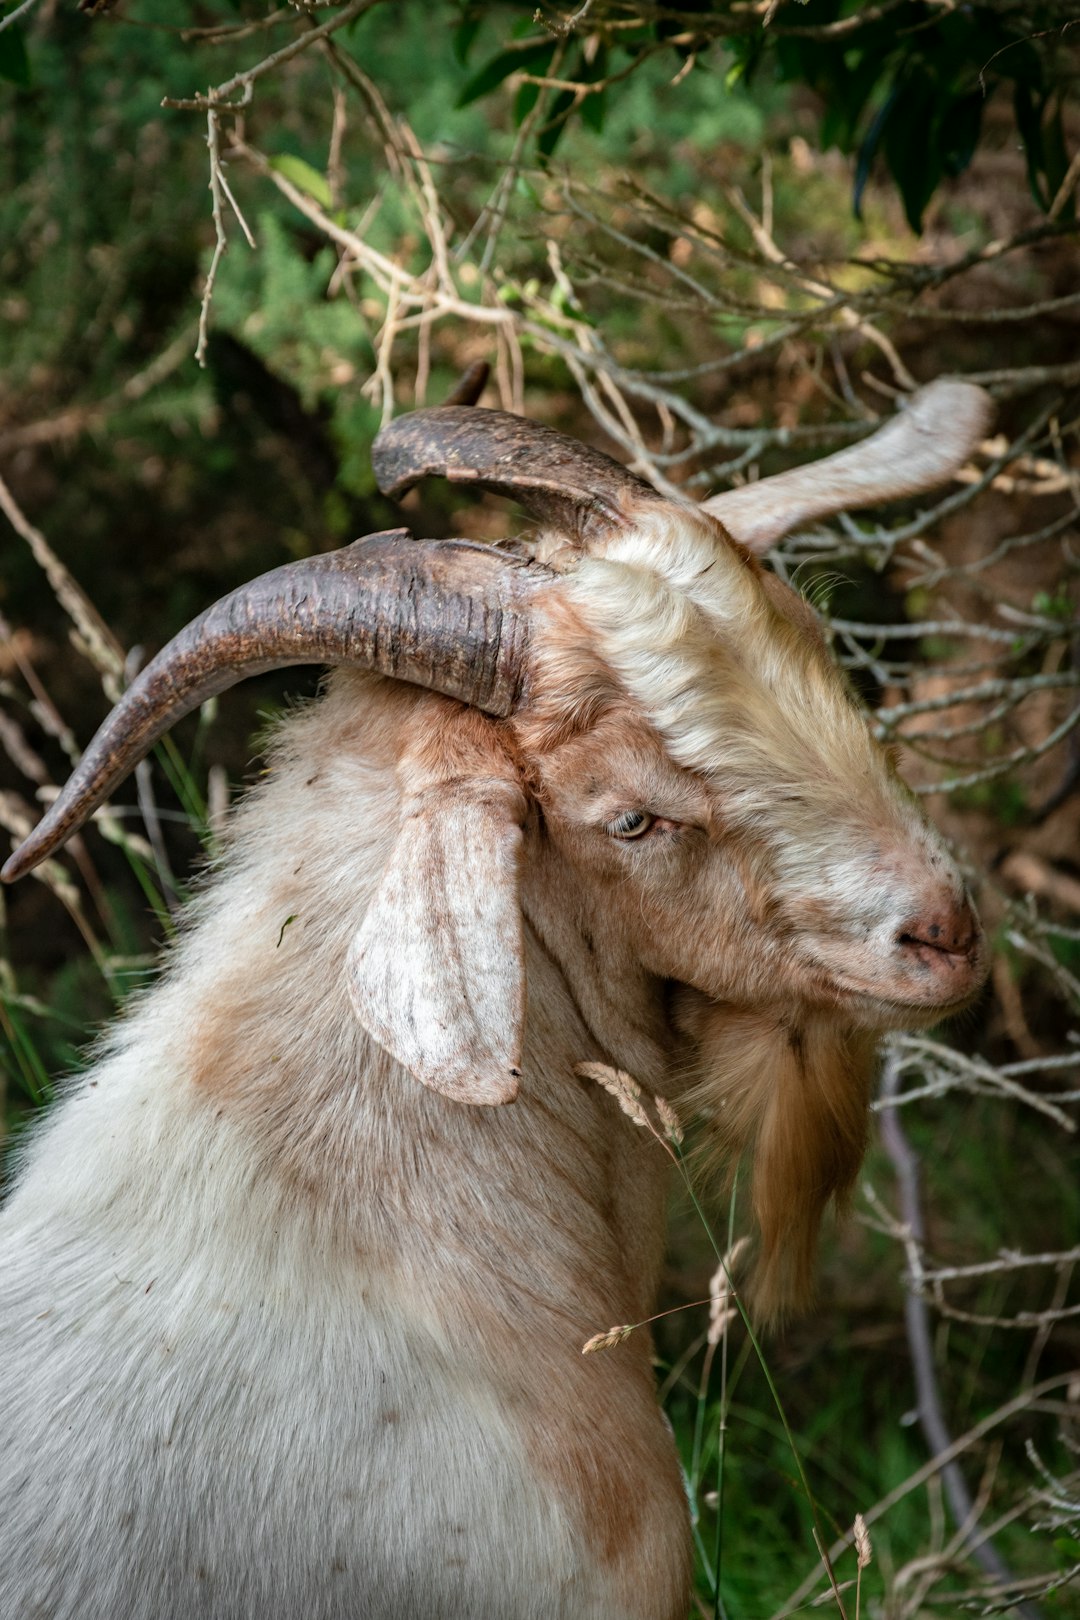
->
{"left": 455, "top": 0, "right": 1078, "bottom": 230}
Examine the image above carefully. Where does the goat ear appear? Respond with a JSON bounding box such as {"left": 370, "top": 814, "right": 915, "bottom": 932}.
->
{"left": 346, "top": 772, "right": 526, "bottom": 1107}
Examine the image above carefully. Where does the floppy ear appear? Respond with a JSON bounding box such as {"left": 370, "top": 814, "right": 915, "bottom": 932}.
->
{"left": 346, "top": 716, "right": 527, "bottom": 1106}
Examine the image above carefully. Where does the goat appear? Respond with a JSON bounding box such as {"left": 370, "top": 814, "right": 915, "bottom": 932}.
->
{"left": 0, "top": 377, "right": 991, "bottom": 1620}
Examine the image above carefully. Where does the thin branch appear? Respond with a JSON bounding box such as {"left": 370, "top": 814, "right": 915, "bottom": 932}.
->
{"left": 0, "top": 0, "right": 42, "bottom": 34}
{"left": 161, "top": 0, "right": 387, "bottom": 111}
{"left": 878, "top": 1054, "right": 1045, "bottom": 1617}
{"left": 537, "top": 0, "right": 597, "bottom": 35}
{"left": 195, "top": 106, "right": 229, "bottom": 368}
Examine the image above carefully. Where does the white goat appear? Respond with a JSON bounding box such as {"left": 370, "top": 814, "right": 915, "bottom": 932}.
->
{"left": 0, "top": 379, "right": 990, "bottom": 1620}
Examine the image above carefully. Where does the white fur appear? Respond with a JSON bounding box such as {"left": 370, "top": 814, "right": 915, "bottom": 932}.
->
{"left": 1, "top": 679, "right": 690, "bottom": 1620}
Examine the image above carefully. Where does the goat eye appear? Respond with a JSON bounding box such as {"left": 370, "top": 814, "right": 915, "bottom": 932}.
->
{"left": 608, "top": 810, "right": 654, "bottom": 840}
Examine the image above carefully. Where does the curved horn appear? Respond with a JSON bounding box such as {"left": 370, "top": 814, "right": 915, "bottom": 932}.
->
{"left": 372, "top": 406, "right": 665, "bottom": 545}
{"left": 442, "top": 360, "right": 490, "bottom": 408}
{"left": 702, "top": 380, "right": 993, "bottom": 554}
{"left": 3, "top": 530, "right": 541, "bottom": 884}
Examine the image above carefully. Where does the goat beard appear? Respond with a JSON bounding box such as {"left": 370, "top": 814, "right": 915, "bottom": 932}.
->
{"left": 678, "top": 1000, "right": 877, "bottom": 1324}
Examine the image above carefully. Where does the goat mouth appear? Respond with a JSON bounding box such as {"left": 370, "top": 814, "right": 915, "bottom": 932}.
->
{"left": 686, "top": 966, "right": 983, "bottom": 1033}
{"left": 786, "top": 943, "right": 985, "bottom": 1026}
{"left": 823, "top": 971, "right": 986, "bottom": 1028}
{"left": 793, "top": 926, "right": 987, "bottom": 1023}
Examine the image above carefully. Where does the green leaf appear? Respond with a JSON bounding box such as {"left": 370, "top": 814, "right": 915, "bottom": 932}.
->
{"left": 452, "top": 14, "right": 482, "bottom": 66}
{"left": 456, "top": 41, "right": 554, "bottom": 109}
{"left": 853, "top": 84, "right": 898, "bottom": 220}
{"left": 537, "top": 87, "right": 576, "bottom": 161}
{"left": 992, "top": 33, "right": 1043, "bottom": 92}
{"left": 580, "top": 85, "right": 606, "bottom": 136}
{"left": 514, "top": 173, "right": 543, "bottom": 209}
{"left": 939, "top": 91, "right": 983, "bottom": 180}
{"left": 822, "top": 50, "right": 887, "bottom": 154}
{"left": 578, "top": 40, "right": 607, "bottom": 135}
{"left": 268, "top": 154, "right": 333, "bottom": 210}
{"left": 1013, "top": 82, "right": 1049, "bottom": 210}
{"left": 513, "top": 76, "right": 540, "bottom": 128}
{"left": 0, "top": 14, "right": 31, "bottom": 88}
{"left": 883, "top": 73, "right": 943, "bottom": 233}
{"left": 1042, "top": 95, "right": 1071, "bottom": 213}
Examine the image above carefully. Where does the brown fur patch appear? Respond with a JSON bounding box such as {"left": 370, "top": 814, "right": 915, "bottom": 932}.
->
{"left": 518, "top": 1340, "right": 691, "bottom": 1613}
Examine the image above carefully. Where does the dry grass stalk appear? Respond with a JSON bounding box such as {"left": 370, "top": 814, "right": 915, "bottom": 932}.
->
{"left": 576, "top": 1061, "right": 652, "bottom": 1130}
{"left": 707, "top": 1235, "right": 749, "bottom": 1346}
{"left": 853, "top": 1510, "right": 871, "bottom": 1619}
{"left": 0, "top": 473, "right": 125, "bottom": 694}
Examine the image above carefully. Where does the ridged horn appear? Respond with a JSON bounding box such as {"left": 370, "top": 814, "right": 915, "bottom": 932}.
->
{"left": 3, "top": 530, "right": 541, "bottom": 884}
{"left": 372, "top": 406, "right": 665, "bottom": 545}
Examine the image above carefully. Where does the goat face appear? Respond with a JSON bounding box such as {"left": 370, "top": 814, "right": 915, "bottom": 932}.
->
{"left": 520, "top": 505, "right": 984, "bottom": 1033}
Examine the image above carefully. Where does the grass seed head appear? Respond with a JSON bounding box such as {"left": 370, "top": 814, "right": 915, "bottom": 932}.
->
{"left": 581, "top": 1323, "right": 634, "bottom": 1355}
{"left": 854, "top": 1512, "right": 872, "bottom": 1569}
{"left": 576, "top": 1062, "right": 652, "bottom": 1130}
{"left": 655, "top": 1095, "right": 684, "bottom": 1145}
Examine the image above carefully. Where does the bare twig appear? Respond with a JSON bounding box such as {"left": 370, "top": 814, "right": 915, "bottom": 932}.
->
{"left": 161, "top": 0, "right": 387, "bottom": 111}
{"left": 536, "top": 0, "right": 597, "bottom": 36}
{"left": 0, "top": 0, "right": 42, "bottom": 34}
{"left": 195, "top": 106, "right": 230, "bottom": 368}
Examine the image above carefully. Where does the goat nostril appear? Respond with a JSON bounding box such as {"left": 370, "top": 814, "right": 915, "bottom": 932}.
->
{"left": 897, "top": 909, "right": 977, "bottom": 959}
